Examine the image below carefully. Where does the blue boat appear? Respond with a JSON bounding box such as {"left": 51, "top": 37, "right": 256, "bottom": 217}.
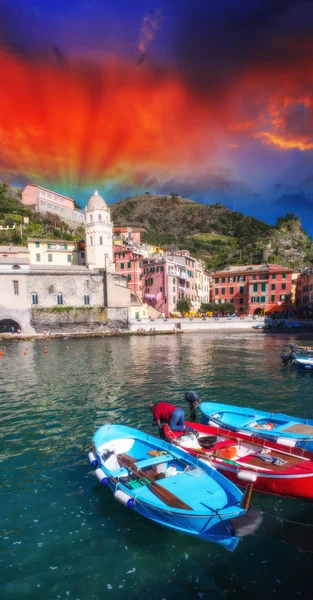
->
{"left": 200, "top": 402, "right": 313, "bottom": 451}
{"left": 281, "top": 344, "right": 313, "bottom": 369}
{"left": 294, "top": 356, "right": 313, "bottom": 370}
{"left": 88, "top": 424, "right": 259, "bottom": 551}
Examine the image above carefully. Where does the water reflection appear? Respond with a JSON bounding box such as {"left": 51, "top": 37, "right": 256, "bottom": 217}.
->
{"left": 1, "top": 333, "right": 313, "bottom": 599}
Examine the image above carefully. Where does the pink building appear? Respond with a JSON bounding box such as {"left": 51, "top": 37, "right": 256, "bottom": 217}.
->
{"left": 113, "top": 227, "right": 142, "bottom": 245}
{"left": 143, "top": 251, "right": 210, "bottom": 316}
{"left": 22, "top": 185, "right": 84, "bottom": 226}
{"left": 113, "top": 245, "right": 144, "bottom": 298}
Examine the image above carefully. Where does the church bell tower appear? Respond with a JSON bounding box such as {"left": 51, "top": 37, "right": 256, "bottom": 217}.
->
{"left": 84, "top": 190, "right": 114, "bottom": 271}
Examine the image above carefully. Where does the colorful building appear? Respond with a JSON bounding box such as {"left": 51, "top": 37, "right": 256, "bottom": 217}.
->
{"left": 27, "top": 238, "right": 81, "bottom": 266}
{"left": 113, "top": 245, "right": 144, "bottom": 298}
{"left": 0, "top": 245, "right": 30, "bottom": 270}
{"left": 295, "top": 267, "right": 313, "bottom": 309}
{"left": 143, "top": 251, "right": 210, "bottom": 316}
{"left": 212, "top": 264, "right": 293, "bottom": 314}
{"left": 22, "top": 184, "right": 84, "bottom": 226}
{"left": 113, "top": 227, "right": 142, "bottom": 245}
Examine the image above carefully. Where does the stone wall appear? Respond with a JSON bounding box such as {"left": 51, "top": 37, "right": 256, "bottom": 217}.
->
{"left": 1, "top": 268, "right": 133, "bottom": 334}
{"left": 106, "top": 306, "right": 129, "bottom": 327}
{"left": 31, "top": 307, "right": 111, "bottom": 332}
{"left": 25, "top": 270, "right": 105, "bottom": 308}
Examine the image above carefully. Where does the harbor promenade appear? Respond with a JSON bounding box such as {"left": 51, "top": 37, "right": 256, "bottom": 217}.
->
{"left": 129, "top": 315, "right": 265, "bottom": 332}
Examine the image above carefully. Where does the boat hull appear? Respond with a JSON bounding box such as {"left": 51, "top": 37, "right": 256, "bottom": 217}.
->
{"left": 164, "top": 422, "right": 313, "bottom": 501}
{"left": 294, "top": 358, "right": 313, "bottom": 370}
{"left": 89, "top": 423, "right": 251, "bottom": 551}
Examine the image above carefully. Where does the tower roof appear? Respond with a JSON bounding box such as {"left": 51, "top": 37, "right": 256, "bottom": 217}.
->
{"left": 86, "top": 190, "right": 108, "bottom": 210}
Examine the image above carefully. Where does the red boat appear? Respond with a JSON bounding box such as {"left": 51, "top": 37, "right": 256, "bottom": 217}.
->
{"left": 164, "top": 421, "right": 313, "bottom": 501}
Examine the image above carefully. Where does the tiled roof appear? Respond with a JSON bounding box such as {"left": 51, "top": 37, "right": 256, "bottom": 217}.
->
{"left": 213, "top": 263, "right": 293, "bottom": 275}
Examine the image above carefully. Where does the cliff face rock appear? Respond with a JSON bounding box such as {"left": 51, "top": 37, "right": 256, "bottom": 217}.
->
{"left": 111, "top": 196, "right": 313, "bottom": 270}
{"left": 264, "top": 214, "right": 313, "bottom": 270}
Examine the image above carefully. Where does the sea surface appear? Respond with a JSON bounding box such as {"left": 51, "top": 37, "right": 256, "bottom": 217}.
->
{"left": 1, "top": 332, "right": 313, "bottom": 600}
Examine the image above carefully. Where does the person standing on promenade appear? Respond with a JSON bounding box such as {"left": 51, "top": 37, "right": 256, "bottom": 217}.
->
{"left": 149, "top": 402, "right": 186, "bottom": 432}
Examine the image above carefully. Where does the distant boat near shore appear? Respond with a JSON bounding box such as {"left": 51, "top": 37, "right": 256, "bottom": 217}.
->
{"left": 281, "top": 343, "right": 313, "bottom": 369}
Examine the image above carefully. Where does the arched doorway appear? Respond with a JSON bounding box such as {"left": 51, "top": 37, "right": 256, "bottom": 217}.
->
{"left": 0, "top": 318, "right": 21, "bottom": 333}
{"left": 254, "top": 308, "right": 263, "bottom": 316}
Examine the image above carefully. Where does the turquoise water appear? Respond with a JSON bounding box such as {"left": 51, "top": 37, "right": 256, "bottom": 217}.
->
{"left": 1, "top": 332, "right": 313, "bottom": 600}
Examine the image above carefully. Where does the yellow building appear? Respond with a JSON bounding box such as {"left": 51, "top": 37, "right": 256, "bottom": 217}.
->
{"left": 146, "top": 244, "right": 165, "bottom": 255}
{"left": 28, "top": 238, "right": 80, "bottom": 267}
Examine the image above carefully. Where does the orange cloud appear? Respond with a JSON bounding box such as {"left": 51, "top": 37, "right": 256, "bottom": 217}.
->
{"left": 255, "top": 132, "right": 313, "bottom": 151}
{"left": 0, "top": 45, "right": 218, "bottom": 191}
{"left": 2, "top": 33, "right": 313, "bottom": 196}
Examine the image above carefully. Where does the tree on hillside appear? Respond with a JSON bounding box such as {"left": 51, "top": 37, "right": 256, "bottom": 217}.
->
{"left": 276, "top": 213, "right": 300, "bottom": 231}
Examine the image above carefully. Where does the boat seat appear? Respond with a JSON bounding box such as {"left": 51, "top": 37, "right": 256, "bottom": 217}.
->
{"left": 207, "top": 440, "right": 235, "bottom": 451}
{"left": 110, "top": 467, "right": 128, "bottom": 478}
{"left": 135, "top": 454, "right": 173, "bottom": 470}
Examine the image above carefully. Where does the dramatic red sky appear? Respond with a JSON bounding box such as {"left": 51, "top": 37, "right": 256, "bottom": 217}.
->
{"left": 1, "top": 0, "right": 313, "bottom": 226}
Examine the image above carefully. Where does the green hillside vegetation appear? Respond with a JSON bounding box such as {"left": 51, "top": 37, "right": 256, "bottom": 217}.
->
{"left": 0, "top": 181, "right": 84, "bottom": 245}
{"left": 2, "top": 182, "right": 312, "bottom": 270}
{"left": 111, "top": 193, "right": 313, "bottom": 270}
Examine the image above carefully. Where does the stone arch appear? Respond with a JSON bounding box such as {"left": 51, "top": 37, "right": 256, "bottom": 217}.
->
{"left": 0, "top": 316, "right": 22, "bottom": 333}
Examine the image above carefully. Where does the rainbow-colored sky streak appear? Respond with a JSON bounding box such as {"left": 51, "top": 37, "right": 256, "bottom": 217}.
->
{"left": 1, "top": 0, "right": 313, "bottom": 229}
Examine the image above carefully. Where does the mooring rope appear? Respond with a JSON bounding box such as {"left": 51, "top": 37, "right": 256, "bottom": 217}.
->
{"left": 252, "top": 504, "right": 313, "bottom": 527}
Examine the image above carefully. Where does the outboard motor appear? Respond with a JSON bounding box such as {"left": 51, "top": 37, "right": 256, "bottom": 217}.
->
{"left": 185, "top": 391, "right": 200, "bottom": 421}
{"left": 281, "top": 353, "right": 290, "bottom": 362}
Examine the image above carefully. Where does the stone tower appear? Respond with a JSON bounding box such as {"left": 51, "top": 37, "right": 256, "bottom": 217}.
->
{"left": 84, "top": 190, "right": 114, "bottom": 271}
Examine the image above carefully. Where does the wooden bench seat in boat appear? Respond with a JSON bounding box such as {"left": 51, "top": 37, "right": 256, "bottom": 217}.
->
{"left": 282, "top": 424, "right": 313, "bottom": 435}
{"left": 239, "top": 453, "right": 302, "bottom": 471}
{"left": 111, "top": 454, "right": 171, "bottom": 481}
{"left": 134, "top": 454, "right": 173, "bottom": 470}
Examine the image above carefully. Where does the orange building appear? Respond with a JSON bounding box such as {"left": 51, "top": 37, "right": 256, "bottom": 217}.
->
{"left": 212, "top": 264, "right": 293, "bottom": 314}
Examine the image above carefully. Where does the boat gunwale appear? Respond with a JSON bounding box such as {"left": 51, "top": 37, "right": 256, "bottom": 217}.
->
{"left": 93, "top": 424, "right": 243, "bottom": 517}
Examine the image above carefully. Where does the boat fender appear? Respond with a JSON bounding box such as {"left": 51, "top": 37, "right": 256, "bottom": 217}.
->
{"left": 276, "top": 437, "right": 297, "bottom": 447}
{"left": 237, "top": 470, "right": 257, "bottom": 483}
{"left": 88, "top": 452, "right": 98, "bottom": 468}
{"left": 95, "top": 468, "right": 109, "bottom": 485}
{"left": 114, "top": 489, "right": 135, "bottom": 508}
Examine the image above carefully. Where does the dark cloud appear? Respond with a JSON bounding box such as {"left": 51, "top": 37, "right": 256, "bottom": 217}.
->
{"left": 51, "top": 44, "right": 67, "bottom": 67}
{"left": 275, "top": 193, "right": 313, "bottom": 212}
{"left": 137, "top": 51, "right": 147, "bottom": 66}
{"left": 174, "top": 0, "right": 313, "bottom": 98}
{"left": 239, "top": 0, "right": 312, "bottom": 29}
{"left": 154, "top": 170, "right": 253, "bottom": 199}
